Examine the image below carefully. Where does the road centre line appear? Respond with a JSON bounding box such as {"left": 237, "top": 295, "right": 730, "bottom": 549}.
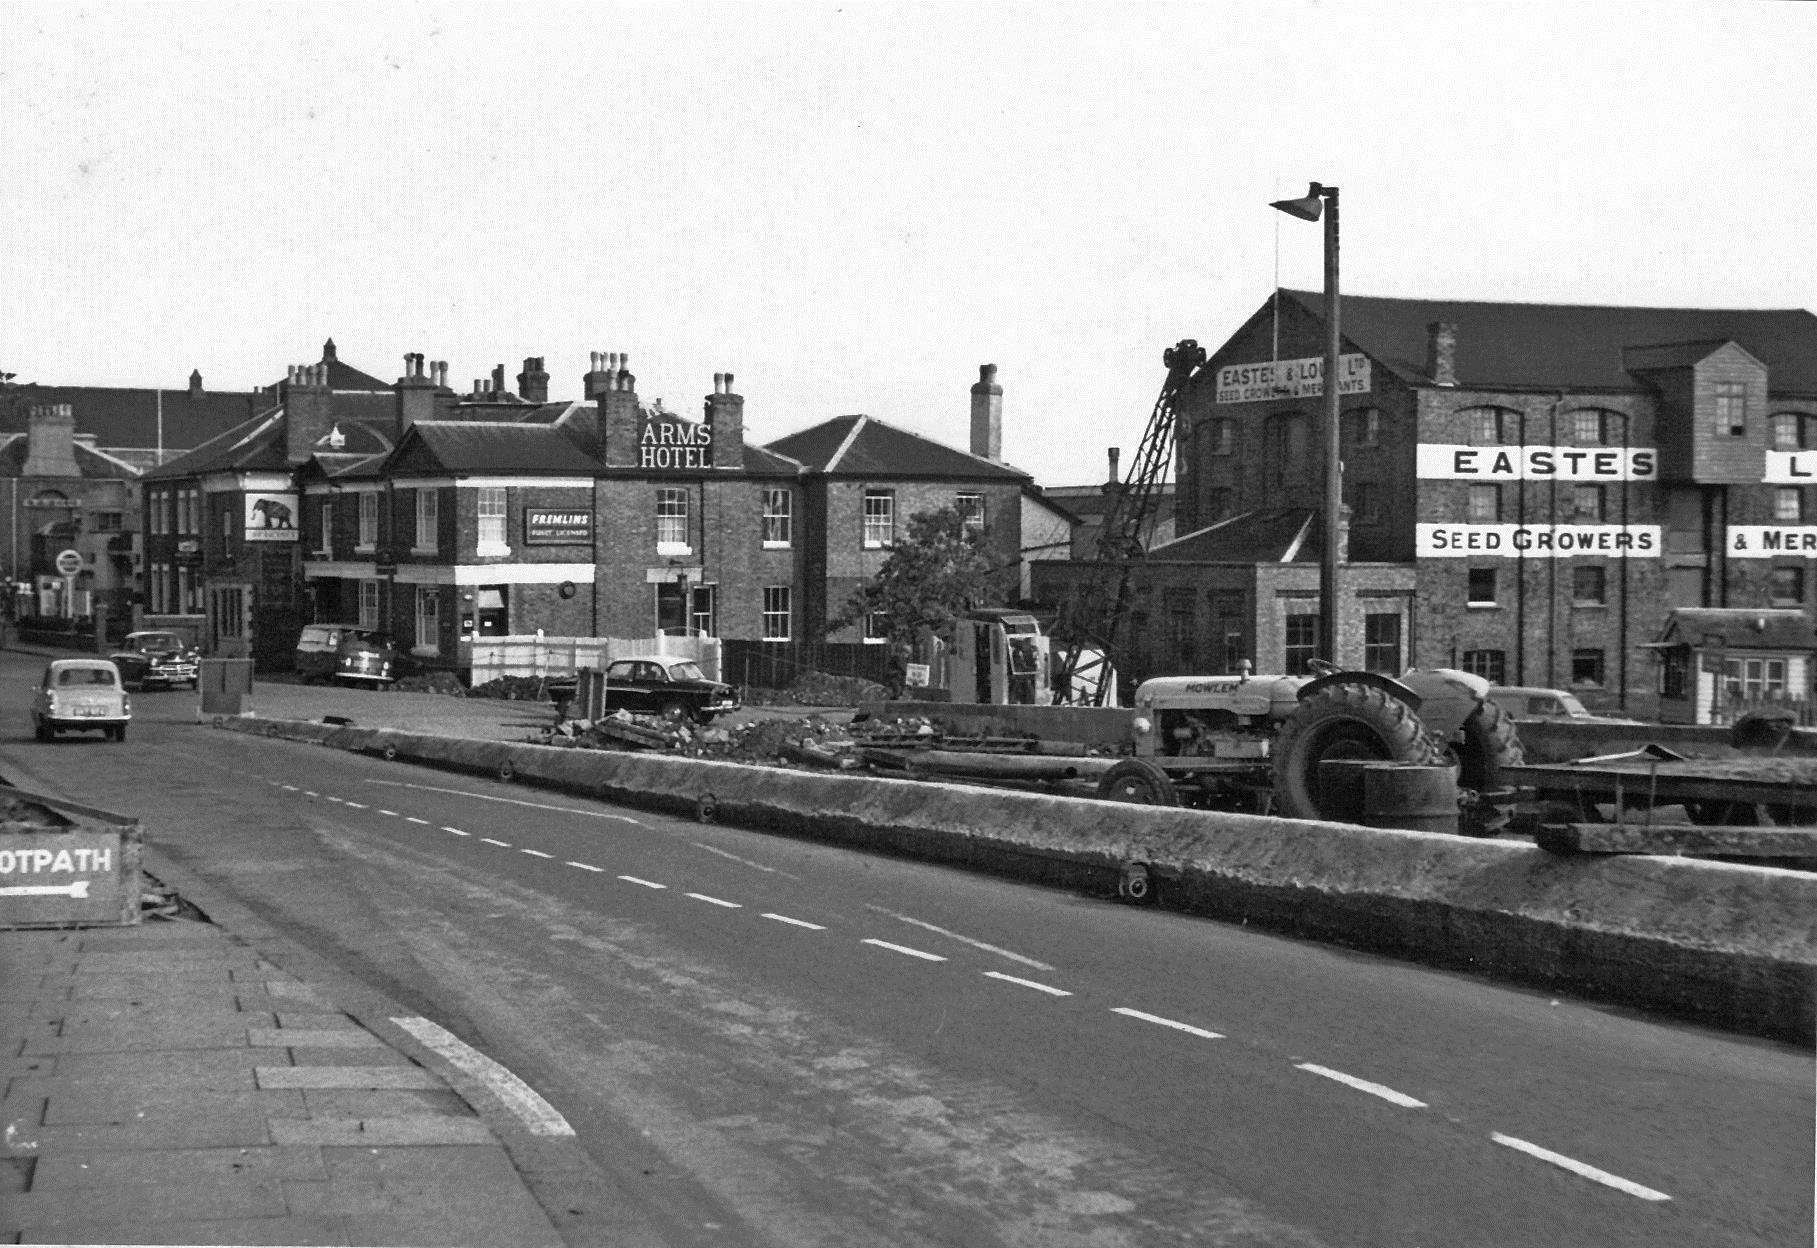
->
{"left": 366, "top": 779, "right": 642, "bottom": 825}
{"left": 1295, "top": 1063, "right": 1427, "bottom": 1109}
{"left": 480, "top": 838, "right": 512, "bottom": 848}
{"left": 378, "top": 809, "right": 400, "bottom": 817}
{"left": 389, "top": 1016, "right": 574, "bottom": 1138}
{"left": 325, "top": 796, "right": 345, "bottom": 804}
{"left": 1110, "top": 1007, "right": 1224, "bottom": 1040}
{"left": 863, "top": 938, "right": 947, "bottom": 962}
{"left": 442, "top": 827, "right": 470, "bottom": 836}
{"left": 691, "top": 841, "right": 797, "bottom": 878}
{"left": 762, "top": 913, "right": 826, "bottom": 930}
{"left": 982, "top": 971, "right": 1072, "bottom": 997}
{"left": 618, "top": 875, "right": 666, "bottom": 889}
{"left": 280, "top": 784, "right": 298, "bottom": 791}
{"left": 686, "top": 892, "right": 742, "bottom": 908}
{"left": 566, "top": 861, "right": 605, "bottom": 872}
{"left": 1490, "top": 1133, "right": 1671, "bottom": 1202}
{"left": 344, "top": 802, "right": 367, "bottom": 809}
{"left": 405, "top": 816, "right": 430, "bottom": 825}
{"left": 521, "top": 849, "right": 554, "bottom": 859}
{"left": 862, "top": 904, "right": 1052, "bottom": 970}
{"left": 304, "top": 791, "right": 319, "bottom": 798}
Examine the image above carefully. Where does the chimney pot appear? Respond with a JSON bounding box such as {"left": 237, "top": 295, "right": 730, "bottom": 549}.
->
{"left": 722, "top": 372, "right": 732, "bottom": 392}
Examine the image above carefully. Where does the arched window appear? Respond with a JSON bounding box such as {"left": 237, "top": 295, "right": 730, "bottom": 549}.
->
{"left": 1264, "top": 411, "right": 1308, "bottom": 484}
{"left": 1772, "top": 412, "right": 1815, "bottom": 451}
{"left": 1457, "top": 406, "right": 1514, "bottom": 446}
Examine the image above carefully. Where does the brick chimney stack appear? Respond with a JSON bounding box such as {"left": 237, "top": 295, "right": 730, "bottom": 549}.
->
{"left": 599, "top": 353, "right": 643, "bottom": 467}
{"left": 24, "top": 404, "right": 78, "bottom": 478}
{"left": 1426, "top": 321, "right": 1458, "bottom": 387}
{"left": 517, "top": 356, "right": 550, "bottom": 404}
{"left": 394, "top": 352, "right": 438, "bottom": 443}
{"left": 1105, "top": 446, "right": 1121, "bottom": 489}
{"left": 705, "top": 372, "right": 744, "bottom": 469}
{"left": 285, "top": 363, "right": 334, "bottom": 465}
{"left": 969, "top": 364, "right": 1002, "bottom": 460}
{"left": 583, "top": 351, "right": 612, "bottom": 401}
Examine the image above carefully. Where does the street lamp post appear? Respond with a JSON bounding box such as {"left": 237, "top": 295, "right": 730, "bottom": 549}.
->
{"left": 1270, "top": 182, "right": 1343, "bottom": 666}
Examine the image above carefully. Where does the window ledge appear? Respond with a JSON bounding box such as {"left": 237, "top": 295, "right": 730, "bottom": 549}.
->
{"left": 411, "top": 545, "right": 439, "bottom": 556}
{"left": 1466, "top": 602, "right": 1501, "bottom": 610}
{"left": 355, "top": 543, "right": 375, "bottom": 554}
{"left": 762, "top": 540, "right": 792, "bottom": 550}
{"left": 476, "top": 542, "right": 511, "bottom": 558}
{"left": 657, "top": 542, "right": 693, "bottom": 558}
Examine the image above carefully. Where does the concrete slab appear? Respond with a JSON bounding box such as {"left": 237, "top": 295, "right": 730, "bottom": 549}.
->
{"left": 320, "top": 1143, "right": 521, "bottom": 1181}
{"left": 40, "top": 1086, "right": 306, "bottom": 1124}
{"left": 22, "top": 1015, "right": 256, "bottom": 1054}
{"left": 275, "top": 1011, "right": 364, "bottom": 1030}
{"left": 18, "top": 1214, "right": 353, "bottom": 1245}
{"left": 248, "top": 1026, "right": 384, "bottom": 1048}
{"left": 289, "top": 1176, "right": 564, "bottom": 1246}
{"left": 300, "top": 1088, "right": 473, "bottom": 1119}
{"left": 26, "top": 1111, "right": 273, "bottom": 1151}
{"left": 30, "top": 1001, "right": 273, "bottom": 1027}
{"left": 269, "top": 1116, "right": 497, "bottom": 1146}
{"left": 1, "top": 1172, "right": 285, "bottom": 1231}
{"left": 288, "top": 1044, "right": 415, "bottom": 1067}
{"left": 52, "top": 1047, "right": 271, "bottom": 1081}
{"left": 256, "top": 1065, "right": 443, "bottom": 1090}
{"left": 31, "top": 1143, "right": 328, "bottom": 1189}
{"left": 76, "top": 950, "right": 266, "bottom": 973}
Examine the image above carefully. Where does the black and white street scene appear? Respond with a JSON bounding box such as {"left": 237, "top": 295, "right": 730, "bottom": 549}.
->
{"left": 2, "top": 2, "right": 1813, "bottom": 1245}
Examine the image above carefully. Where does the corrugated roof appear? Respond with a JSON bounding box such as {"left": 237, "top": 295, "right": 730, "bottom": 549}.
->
{"left": 1655, "top": 607, "right": 1815, "bottom": 651}
{"left": 1276, "top": 289, "right": 1817, "bottom": 394}
{"left": 390, "top": 422, "right": 606, "bottom": 476}
{"left": 1148, "top": 508, "right": 1317, "bottom": 562}
{"left": 765, "top": 414, "right": 1028, "bottom": 481}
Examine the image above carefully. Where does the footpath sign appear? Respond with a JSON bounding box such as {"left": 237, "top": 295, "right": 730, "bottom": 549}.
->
{"left": 0, "top": 788, "right": 142, "bottom": 928}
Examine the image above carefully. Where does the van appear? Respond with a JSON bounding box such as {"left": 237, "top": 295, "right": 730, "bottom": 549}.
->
{"left": 295, "top": 623, "right": 398, "bottom": 687}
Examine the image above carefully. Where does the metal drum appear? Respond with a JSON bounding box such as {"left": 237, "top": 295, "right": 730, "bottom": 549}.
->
{"left": 1361, "top": 763, "right": 1460, "bottom": 835}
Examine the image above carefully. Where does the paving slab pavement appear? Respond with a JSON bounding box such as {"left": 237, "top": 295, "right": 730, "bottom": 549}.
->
{"left": 0, "top": 914, "right": 567, "bottom": 1247}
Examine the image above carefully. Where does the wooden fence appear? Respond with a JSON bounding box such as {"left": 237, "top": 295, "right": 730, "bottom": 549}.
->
{"left": 468, "top": 634, "right": 723, "bottom": 685}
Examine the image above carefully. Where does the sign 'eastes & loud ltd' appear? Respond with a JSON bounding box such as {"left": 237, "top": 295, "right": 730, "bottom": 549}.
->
{"left": 1214, "top": 354, "right": 1371, "bottom": 404}
{"left": 640, "top": 420, "right": 713, "bottom": 470}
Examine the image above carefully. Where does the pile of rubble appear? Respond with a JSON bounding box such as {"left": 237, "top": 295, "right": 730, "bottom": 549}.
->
{"left": 542, "top": 709, "right": 867, "bottom": 768}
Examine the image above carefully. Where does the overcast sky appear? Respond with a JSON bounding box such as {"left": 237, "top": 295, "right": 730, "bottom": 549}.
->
{"left": 3, "top": 1, "right": 1813, "bottom": 487}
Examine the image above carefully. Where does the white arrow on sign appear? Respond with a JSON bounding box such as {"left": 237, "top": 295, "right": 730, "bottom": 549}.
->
{"left": 0, "top": 881, "right": 91, "bottom": 899}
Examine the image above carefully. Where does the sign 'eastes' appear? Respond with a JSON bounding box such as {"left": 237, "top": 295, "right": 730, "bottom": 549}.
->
{"left": 1214, "top": 354, "right": 1371, "bottom": 404}
{"left": 1416, "top": 523, "right": 1662, "bottom": 558}
{"left": 640, "top": 420, "right": 713, "bottom": 470}
{"left": 1726, "top": 526, "right": 1817, "bottom": 558}
{"left": 1417, "top": 445, "right": 1657, "bottom": 481}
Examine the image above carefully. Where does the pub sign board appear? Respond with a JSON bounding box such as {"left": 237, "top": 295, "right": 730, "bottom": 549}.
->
{"left": 525, "top": 508, "right": 594, "bottom": 546}
{"left": 639, "top": 418, "right": 714, "bottom": 470}
{"left": 243, "top": 492, "right": 299, "bottom": 541}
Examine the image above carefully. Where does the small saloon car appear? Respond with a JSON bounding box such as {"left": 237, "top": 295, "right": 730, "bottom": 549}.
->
{"left": 294, "top": 623, "right": 400, "bottom": 688}
{"left": 108, "top": 630, "right": 201, "bottom": 690}
{"left": 32, "top": 658, "right": 131, "bottom": 742}
{"left": 598, "top": 656, "right": 741, "bottom": 723}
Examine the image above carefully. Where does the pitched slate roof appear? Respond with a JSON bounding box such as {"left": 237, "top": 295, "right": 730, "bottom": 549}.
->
{"left": 0, "top": 384, "right": 264, "bottom": 458}
{"left": 1276, "top": 289, "right": 1817, "bottom": 395}
{"left": 389, "top": 422, "right": 605, "bottom": 476}
{"left": 1147, "top": 508, "right": 1319, "bottom": 562}
{"left": 0, "top": 434, "right": 143, "bottom": 480}
{"left": 764, "top": 414, "right": 1028, "bottom": 481}
{"left": 263, "top": 340, "right": 390, "bottom": 393}
{"left": 1654, "top": 607, "right": 1815, "bottom": 651}
{"left": 144, "top": 407, "right": 288, "bottom": 479}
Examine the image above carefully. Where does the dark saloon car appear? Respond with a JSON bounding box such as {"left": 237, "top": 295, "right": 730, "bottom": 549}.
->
{"left": 108, "top": 630, "right": 200, "bottom": 690}
{"left": 600, "top": 656, "right": 741, "bottom": 723}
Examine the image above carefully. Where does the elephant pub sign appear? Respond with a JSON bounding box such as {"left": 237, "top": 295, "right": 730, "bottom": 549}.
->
{"left": 243, "top": 492, "right": 299, "bottom": 541}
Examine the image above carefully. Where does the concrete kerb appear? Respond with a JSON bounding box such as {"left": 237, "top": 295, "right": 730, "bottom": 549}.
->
{"left": 229, "top": 717, "right": 1817, "bottom": 1044}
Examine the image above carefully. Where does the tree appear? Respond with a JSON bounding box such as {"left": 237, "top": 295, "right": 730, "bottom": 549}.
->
{"left": 827, "top": 506, "right": 997, "bottom": 648}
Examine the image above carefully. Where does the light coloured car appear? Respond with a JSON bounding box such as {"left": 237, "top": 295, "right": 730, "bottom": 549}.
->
{"left": 1487, "top": 685, "right": 1640, "bottom": 725}
{"left": 32, "top": 658, "right": 132, "bottom": 742}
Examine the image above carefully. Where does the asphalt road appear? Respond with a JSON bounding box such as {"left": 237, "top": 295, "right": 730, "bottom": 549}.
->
{"left": 2, "top": 658, "right": 1810, "bottom": 1247}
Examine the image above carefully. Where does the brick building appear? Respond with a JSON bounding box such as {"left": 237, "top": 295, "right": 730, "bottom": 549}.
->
{"left": 1034, "top": 290, "right": 1817, "bottom": 718}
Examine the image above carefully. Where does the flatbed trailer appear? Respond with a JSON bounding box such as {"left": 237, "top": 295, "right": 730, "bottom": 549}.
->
{"left": 1504, "top": 757, "right": 1817, "bottom": 826}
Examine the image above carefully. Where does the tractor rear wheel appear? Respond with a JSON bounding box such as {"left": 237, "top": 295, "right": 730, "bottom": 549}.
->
{"left": 1272, "top": 682, "right": 1442, "bottom": 822}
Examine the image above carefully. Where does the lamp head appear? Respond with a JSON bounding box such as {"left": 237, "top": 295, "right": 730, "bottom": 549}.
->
{"left": 1269, "top": 182, "right": 1326, "bottom": 222}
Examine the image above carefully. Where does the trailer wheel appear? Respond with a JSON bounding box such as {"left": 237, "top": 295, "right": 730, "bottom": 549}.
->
{"left": 1450, "top": 700, "right": 1524, "bottom": 837}
{"left": 1273, "top": 682, "right": 1442, "bottom": 822}
{"left": 1097, "top": 759, "right": 1179, "bottom": 806}
{"left": 1117, "top": 862, "right": 1154, "bottom": 903}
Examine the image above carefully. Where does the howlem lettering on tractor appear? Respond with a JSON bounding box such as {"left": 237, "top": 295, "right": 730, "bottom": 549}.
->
{"left": 1096, "top": 663, "right": 1523, "bottom": 837}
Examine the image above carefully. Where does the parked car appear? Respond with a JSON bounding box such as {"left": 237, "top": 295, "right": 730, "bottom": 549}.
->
{"left": 597, "top": 656, "right": 741, "bottom": 723}
{"left": 108, "top": 630, "right": 200, "bottom": 690}
{"left": 294, "top": 623, "right": 400, "bottom": 688}
{"left": 1487, "top": 685, "right": 1641, "bottom": 724}
{"left": 31, "top": 658, "right": 131, "bottom": 742}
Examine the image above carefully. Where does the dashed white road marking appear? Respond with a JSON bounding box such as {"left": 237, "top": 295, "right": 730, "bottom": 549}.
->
{"left": 566, "top": 861, "right": 605, "bottom": 873}
{"left": 1491, "top": 1133, "right": 1671, "bottom": 1202}
{"left": 367, "top": 779, "right": 642, "bottom": 825}
{"left": 1111, "top": 1007, "right": 1224, "bottom": 1040}
{"left": 863, "top": 938, "right": 947, "bottom": 962}
{"left": 982, "top": 971, "right": 1071, "bottom": 997}
{"left": 344, "top": 802, "right": 367, "bottom": 809}
{"left": 405, "top": 816, "right": 430, "bottom": 825}
{"left": 325, "top": 796, "right": 346, "bottom": 804}
{"left": 281, "top": 784, "right": 299, "bottom": 792}
{"left": 480, "top": 838, "right": 512, "bottom": 848}
{"left": 1295, "top": 1063, "right": 1427, "bottom": 1109}
{"left": 686, "top": 892, "right": 742, "bottom": 908}
{"left": 618, "top": 875, "right": 666, "bottom": 890}
{"left": 442, "top": 827, "right": 470, "bottom": 837}
{"left": 377, "top": 809, "right": 400, "bottom": 817}
{"left": 521, "top": 849, "right": 553, "bottom": 859}
{"left": 862, "top": 904, "right": 1052, "bottom": 970}
{"left": 303, "top": 791, "right": 319, "bottom": 798}
{"left": 762, "top": 913, "right": 826, "bottom": 930}
{"left": 389, "top": 1016, "right": 574, "bottom": 1137}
